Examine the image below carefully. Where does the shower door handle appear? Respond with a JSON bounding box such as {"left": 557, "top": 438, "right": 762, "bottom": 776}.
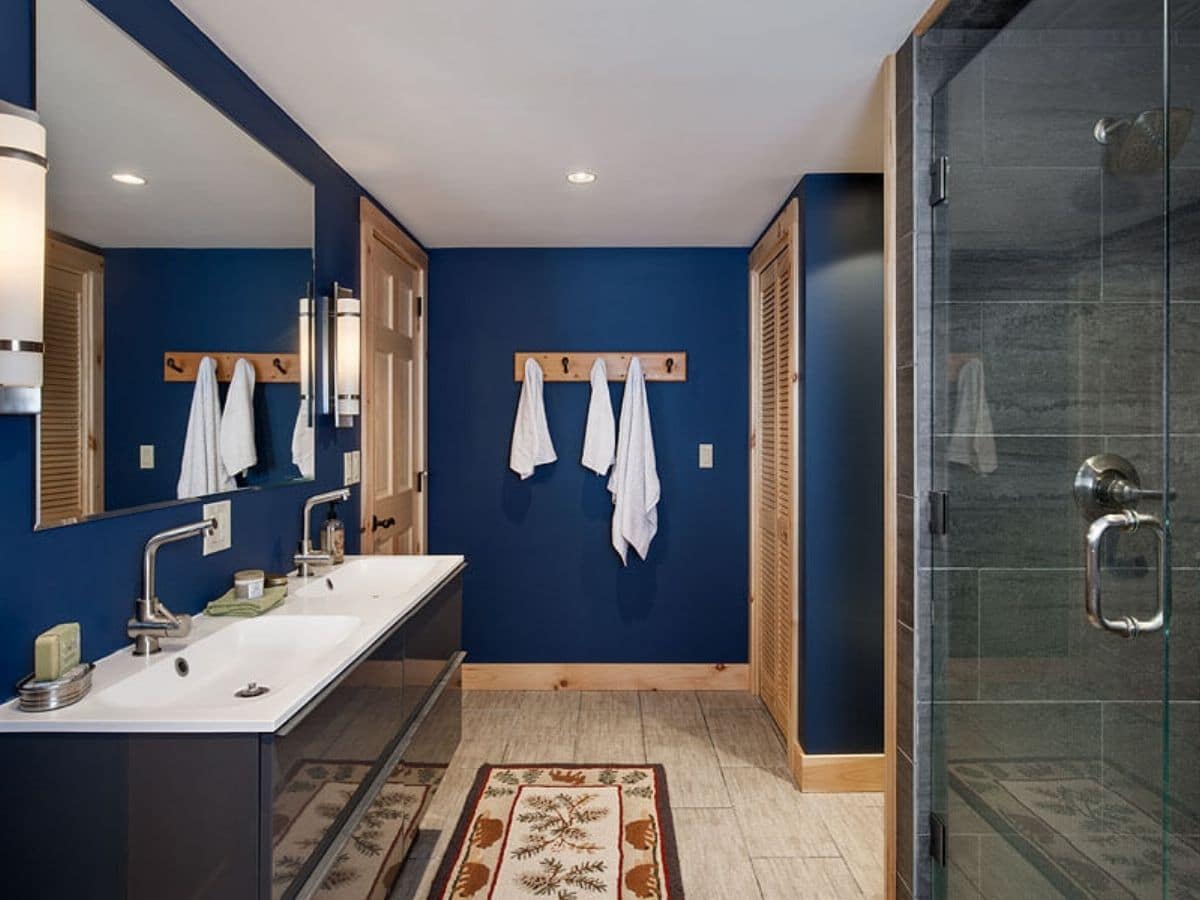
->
{"left": 1084, "top": 509, "right": 1166, "bottom": 637}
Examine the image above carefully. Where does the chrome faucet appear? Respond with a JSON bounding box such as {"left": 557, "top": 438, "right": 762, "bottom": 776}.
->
{"left": 128, "top": 518, "right": 216, "bottom": 656}
{"left": 294, "top": 488, "right": 351, "bottom": 576}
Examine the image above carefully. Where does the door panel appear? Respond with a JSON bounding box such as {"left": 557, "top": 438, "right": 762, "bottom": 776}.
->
{"left": 361, "top": 201, "right": 426, "bottom": 556}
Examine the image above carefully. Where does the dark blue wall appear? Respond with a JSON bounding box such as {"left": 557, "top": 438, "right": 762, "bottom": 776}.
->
{"left": 0, "top": 0, "right": 422, "bottom": 692}
{"left": 795, "top": 174, "right": 885, "bottom": 755}
{"left": 428, "top": 249, "right": 749, "bottom": 663}
{"left": 103, "top": 248, "right": 311, "bottom": 509}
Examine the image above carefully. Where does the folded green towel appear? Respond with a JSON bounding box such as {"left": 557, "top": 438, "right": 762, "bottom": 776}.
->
{"left": 205, "top": 585, "right": 286, "bottom": 617}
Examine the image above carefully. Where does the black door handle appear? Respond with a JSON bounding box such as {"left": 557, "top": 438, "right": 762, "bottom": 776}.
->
{"left": 371, "top": 514, "right": 396, "bottom": 532}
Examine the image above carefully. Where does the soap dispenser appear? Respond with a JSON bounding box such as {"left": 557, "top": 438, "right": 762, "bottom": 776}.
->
{"left": 321, "top": 502, "right": 346, "bottom": 564}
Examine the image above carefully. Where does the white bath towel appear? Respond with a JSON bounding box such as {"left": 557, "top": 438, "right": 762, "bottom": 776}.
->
{"left": 509, "top": 357, "right": 557, "bottom": 479}
{"left": 220, "top": 358, "right": 258, "bottom": 480}
{"left": 608, "top": 356, "right": 660, "bottom": 563}
{"left": 291, "top": 398, "right": 314, "bottom": 479}
{"left": 177, "top": 356, "right": 234, "bottom": 499}
{"left": 947, "top": 358, "right": 997, "bottom": 475}
{"left": 581, "top": 358, "right": 616, "bottom": 476}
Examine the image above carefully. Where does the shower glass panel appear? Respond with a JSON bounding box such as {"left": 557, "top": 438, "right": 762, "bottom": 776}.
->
{"left": 929, "top": 0, "right": 1198, "bottom": 896}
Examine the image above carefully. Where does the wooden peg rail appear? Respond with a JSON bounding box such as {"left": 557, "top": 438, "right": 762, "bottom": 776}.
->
{"left": 514, "top": 352, "right": 687, "bottom": 383}
{"left": 163, "top": 352, "right": 301, "bottom": 384}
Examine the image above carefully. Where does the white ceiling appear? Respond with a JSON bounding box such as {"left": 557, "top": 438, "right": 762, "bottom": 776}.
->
{"left": 38, "top": 0, "right": 313, "bottom": 249}
{"left": 171, "top": 0, "right": 930, "bottom": 247}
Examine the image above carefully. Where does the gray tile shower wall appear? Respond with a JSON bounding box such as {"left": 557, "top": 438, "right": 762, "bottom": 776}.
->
{"left": 913, "top": 2, "right": 1200, "bottom": 896}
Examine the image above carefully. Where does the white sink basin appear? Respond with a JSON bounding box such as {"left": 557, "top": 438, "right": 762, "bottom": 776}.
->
{"left": 94, "top": 615, "right": 360, "bottom": 710}
{"left": 292, "top": 555, "right": 442, "bottom": 600}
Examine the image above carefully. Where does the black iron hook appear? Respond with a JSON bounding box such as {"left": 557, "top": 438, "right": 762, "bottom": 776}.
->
{"left": 166, "top": 357, "right": 184, "bottom": 374}
{"left": 273, "top": 357, "right": 288, "bottom": 375}
{"left": 666, "top": 357, "right": 675, "bottom": 374}
{"left": 561, "top": 356, "right": 570, "bottom": 374}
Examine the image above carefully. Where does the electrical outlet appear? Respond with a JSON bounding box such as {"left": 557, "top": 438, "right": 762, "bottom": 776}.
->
{"left": 139, "top": 444, "right": 155, "bottom": 470}
{"left": 699, "top": 443, "right": 714, "bottom": 469}
{"left": 202, "top": 500, "right": 231, "bottom": 555}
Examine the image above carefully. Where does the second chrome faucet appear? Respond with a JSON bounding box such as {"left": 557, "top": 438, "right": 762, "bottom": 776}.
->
{"left": 294, "top": 488, "right": 351, "bottom": 576}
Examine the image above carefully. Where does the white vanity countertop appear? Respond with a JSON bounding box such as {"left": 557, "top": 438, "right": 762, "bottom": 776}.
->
{"left": 0, "top": 554, "right": 465, "bottom": 734}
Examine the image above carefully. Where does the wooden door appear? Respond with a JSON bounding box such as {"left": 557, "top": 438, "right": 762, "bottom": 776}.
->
{"left": 749, "top": 202, "right": 799, "bottom": 742}
{"left": 39, "top": 238, "right": 103, "bottom": 526}
{"left": 360, "top": 199, "right": 428, "bottom": 555}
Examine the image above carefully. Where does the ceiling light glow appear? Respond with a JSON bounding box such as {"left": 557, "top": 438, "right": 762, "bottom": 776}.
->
{"left": 111, "top": 172, "right": 146, "bottom": 185}
{"left": 566, "top": 170, "right": 597, "bottom": 185}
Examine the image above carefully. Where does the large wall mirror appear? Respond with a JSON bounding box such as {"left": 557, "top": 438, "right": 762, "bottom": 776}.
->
{"left": 35, "top": 0, "right": 316, "bottom": 529}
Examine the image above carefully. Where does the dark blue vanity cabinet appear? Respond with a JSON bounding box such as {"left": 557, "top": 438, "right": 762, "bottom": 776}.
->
{"left": 0, "top": 567, "right": 465, "bottom": 900}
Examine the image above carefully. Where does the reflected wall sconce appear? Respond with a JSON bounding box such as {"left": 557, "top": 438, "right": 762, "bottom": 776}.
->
{"left": 298, "top": 294, "right": 313, "bottom": 427}
{"left": 0, "top": 102, "right": 47, "bottom": 415}
{"left": 322, "top": 282, "right": 360, "bottom": 428}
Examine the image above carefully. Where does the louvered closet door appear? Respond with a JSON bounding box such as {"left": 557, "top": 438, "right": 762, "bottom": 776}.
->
{"left": 40, "top": 264, "right": 86, "bottom": 523}
{"left": 756, "top": 250, "right": 794, "bottom": 735}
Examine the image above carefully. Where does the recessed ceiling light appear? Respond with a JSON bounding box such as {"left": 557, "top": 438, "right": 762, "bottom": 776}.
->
{"left": 566, "top": 170, "right": 597, "bottom": 185}
{"left": 111, "top": 172, "right": 146, "bottom": 186}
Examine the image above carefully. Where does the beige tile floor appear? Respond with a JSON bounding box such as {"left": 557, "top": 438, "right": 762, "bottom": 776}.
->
{"left": 389, "top": 690, "right": 883, "bottom": 900}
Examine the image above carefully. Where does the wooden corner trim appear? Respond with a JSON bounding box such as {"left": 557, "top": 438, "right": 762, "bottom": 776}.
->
{"left": 461, "top": 663, "right": 748, "bottom": 692}
{"left": 790, "top": 740, "right": 885, "bottom": 793}
{"left": 359, "top": 196, "right": 428, "bottom": 268}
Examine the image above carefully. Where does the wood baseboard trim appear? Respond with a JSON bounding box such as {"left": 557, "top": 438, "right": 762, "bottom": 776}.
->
{"left": 462, "top": 663, "right": 748, "bottom": 692}
{"left": 789, "top": 740, "right": 885, "bottom": 793}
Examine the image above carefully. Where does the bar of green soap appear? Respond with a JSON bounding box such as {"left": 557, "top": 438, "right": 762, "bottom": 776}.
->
{"left": 34, "top": 623, "right": 81, "bottom": 682}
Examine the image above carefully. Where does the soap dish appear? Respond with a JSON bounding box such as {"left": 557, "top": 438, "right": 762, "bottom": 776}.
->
{"left": 15, "top": 663, "right": 94, "bottom": 712}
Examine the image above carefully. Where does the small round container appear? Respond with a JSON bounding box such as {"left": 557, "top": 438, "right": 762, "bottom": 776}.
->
{"left": 16, "top": 663, "right": 94, "bottom": 712}
{"left": 233, "top": 569, "right": 265, "bottom": 600}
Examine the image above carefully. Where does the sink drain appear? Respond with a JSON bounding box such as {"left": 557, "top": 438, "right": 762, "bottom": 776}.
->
{"left": 235, "top": 682, "right": 270, "bottom": 698}
{"left": 175, "top": 658, "right": 189, "bottom": 677}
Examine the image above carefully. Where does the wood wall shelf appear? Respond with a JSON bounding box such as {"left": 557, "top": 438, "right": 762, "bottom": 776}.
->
{"left": 514, "top": 351, "right": 687, "bottom": 382}
{"left": 163, "top": 352, "right": 301, "bottom": 384}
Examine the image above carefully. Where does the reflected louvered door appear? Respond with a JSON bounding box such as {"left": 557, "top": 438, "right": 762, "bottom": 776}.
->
{"left": 41, "top": 265, "right": 86, "bottom": 522}
{"left": 756, "top": 250, "right": 794, "bottom": 735}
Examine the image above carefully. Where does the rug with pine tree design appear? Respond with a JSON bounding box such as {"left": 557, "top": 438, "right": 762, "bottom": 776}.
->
{"left": 272, "top": 759, "right": 445, "bottom": 899}
{"left": 429, "top": 764, "right": 683, "bottom": 899}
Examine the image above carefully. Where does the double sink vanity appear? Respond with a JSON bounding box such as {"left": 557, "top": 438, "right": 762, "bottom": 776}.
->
{"left": 0, "top": 552, "right": 466, "bottom": 900}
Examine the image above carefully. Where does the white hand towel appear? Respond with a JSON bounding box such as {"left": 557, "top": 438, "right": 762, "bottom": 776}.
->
{"left": 177, "top": 356, "right": 234, "bottom": 499}
{"left": 608, "top": 356, "right": 660, "bottom": 563}
{"left": 220, "top": 358, "right": 258, "bottom": 480}
{"left": 291, "top": 398, "right": 314, "bottom": 479}
{"left": 509, "top": 358, "right": 557, "bottom": 479}
{"left": 581, "top": 358, "right": 616, "bottom": 476}
{"left": 947, "top": 358, "right": 997, "bottom": 475}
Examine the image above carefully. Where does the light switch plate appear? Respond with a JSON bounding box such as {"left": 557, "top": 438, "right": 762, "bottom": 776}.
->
{"left": 351, "top": 450, "right": 362, "bottom": 483}
{"left": 343, "top": 452, "right": 354, "bottom": 486}
{"left": 202, "top": 500, "right": 231, "bottom": 555}
{"left": 139, "top": 445, "right": 155, "bottom": 470}
{"left": 699, "top": 443, "right": 714, "bottom": 469}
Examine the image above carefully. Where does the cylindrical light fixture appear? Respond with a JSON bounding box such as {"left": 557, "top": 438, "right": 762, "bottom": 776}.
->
{"left": 298, "top": 296, "right": 313, "bottom": 426}
{"left": 0, "top": 101, "right": 47, "bottom": 415}
{"left": 331, "top": 284, "right": 360, "bottom": 428}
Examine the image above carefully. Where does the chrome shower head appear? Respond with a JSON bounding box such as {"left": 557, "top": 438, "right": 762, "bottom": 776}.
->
{"left": 1094, "top": 107, "right": 1194, "bottom": 175}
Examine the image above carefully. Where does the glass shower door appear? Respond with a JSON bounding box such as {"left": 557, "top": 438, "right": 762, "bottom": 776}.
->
{"left": 928, "top": 0, "right": 1196, "bottom": 896}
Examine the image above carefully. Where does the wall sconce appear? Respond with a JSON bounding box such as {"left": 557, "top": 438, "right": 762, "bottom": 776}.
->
{"left": 0, "top": 102, "right": 48, "bottom": 415}
{"left": 322, "top": 282, "right": 360, "bottom": 428}
{"left": 298, "top": 294, "right": 314, "bottom": 427}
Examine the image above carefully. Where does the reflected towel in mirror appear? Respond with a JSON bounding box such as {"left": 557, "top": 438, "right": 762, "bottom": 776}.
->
{"left": 177, "top": 356, "right": 234, "bottom": 498}
{"left": 947, "top": 357, "right": 997, "bottom": 475}
{"left": 220, "top": 358, "right": 258, "bottom": 479}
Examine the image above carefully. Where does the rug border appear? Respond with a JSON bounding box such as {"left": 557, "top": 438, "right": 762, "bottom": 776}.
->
{"left": 425, "top": 763, "right": 685, "bottom": 899}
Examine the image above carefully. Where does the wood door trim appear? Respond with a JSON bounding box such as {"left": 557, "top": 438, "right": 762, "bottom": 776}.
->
{"left": 462, "top": 663, "right": 749, "bottom": 692}
{"left": 358, "top": 197, "right": 428, "bottom": 553}
{"left": 748, "top": 198, "right": 800, "bottom": 782}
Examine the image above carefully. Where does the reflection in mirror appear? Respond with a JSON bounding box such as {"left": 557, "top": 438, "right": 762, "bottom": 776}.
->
{"left": 35, "top": 0, "right": 316, "bottom": 528}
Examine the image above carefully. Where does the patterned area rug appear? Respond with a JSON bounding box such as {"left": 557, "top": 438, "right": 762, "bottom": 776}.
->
{"left": 429, "top": 764, "right": 684, "bottom": 899}
{"left": 950, "top": 758, "right": 1200, "bottom": 898}
{"left": 273, "top": 760, "right": 445, "bottom": 899}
